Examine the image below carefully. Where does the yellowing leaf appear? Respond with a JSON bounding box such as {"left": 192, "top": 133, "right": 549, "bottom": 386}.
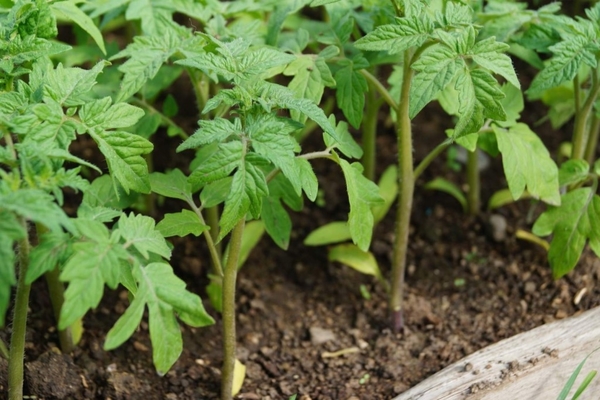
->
{"left": 232, "top": 359, "right": 246, "bottom": 397}
{"left": 328, "top": 244, "right": 383, "bottom": 280}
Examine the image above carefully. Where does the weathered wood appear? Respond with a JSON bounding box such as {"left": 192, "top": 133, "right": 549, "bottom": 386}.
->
{"left": 393, "top": 306, "right": 600, "bottom": 400}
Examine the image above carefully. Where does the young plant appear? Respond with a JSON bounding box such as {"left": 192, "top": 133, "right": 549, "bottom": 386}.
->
{"left": 150, "top": 33, "right": 381, "bottom": 400}
{"left": 343, "top": 0, "right": 559, "bottom": 331}
{"left": 1, "top": 2, "right": 214, "bottom": 398}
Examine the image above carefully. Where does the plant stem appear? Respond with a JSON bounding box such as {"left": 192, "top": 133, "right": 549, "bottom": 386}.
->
{"left": 220, "top": 219, "right": 245, "bottom": 400}
{"left": 44, "top": 267, "right": 74, "bottom": 354}
{"left": 188, "top": 201, "right": 224, "bottom": 278}
{"left": 362, "top": 82, "right": 381, "bottom": 181}
{"left": 8, "top": 218, "right": 31, "bottom": 400}
{"left": 390, "top": 49, "right": 415, "bottom": 333}
{"left": 572, "top": 70, "right": 600, "bottom": 160}
{"left": 359, "top": 69, "right": 399, "bottom": 114}
{"left": 414, "top": 139, "right": 451, "bottom": 180}
{"left": 0, "top": 338, "right": 8, "bottom": 360}
{"left": 130, "top": 98, "right": 189, "bottom": 140}
{"left": 584, "top": 113, "right": 600, "bottom": 164}
{"left": 205, "top": 206, "right": 222, "bottom": 264}
{"left": 466, "top": 149, "right": 480, "bottom": 215}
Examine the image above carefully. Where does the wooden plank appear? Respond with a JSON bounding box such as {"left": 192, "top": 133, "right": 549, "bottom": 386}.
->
{"left": 393, "top": 306, "right": 600, "bottom": 400}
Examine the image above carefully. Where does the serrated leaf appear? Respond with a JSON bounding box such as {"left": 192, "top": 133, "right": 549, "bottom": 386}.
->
{"left": 354, "top": 16, "right": 433, "bottom": 54}
{"left": 304, "top": 221, "right": 351, "bottom": 246}
{"left": 219, "top": 161, "right": 268, "bottom": 240}
{"left": 26, "top": 231, "right": 72, "bottom": 284}
{"left": 157, "top": 210, "right": 208, "bottom": 237}
{"left": 59, "top": 233, "right": 129, "bottom": 329}
{"left": 51, "top": 1, "right": 106, "bottom": 54}
{"left": 323, "top": 115, "right": 363, "bottom": 159}
{"left": 88, "top": 129, "right": 153, "bottom": 194}
{"left": 150, "top": 169, "right": 192, "bottom": 202}
{"left": 339, "top": 159, "right": 383, "bottom": 251}
{"left": 180, "top": 118, "right": 240, "bottom": 150}
{"left": 334, "top": 61, "right": 367, "bottom": 128}
{"left": 82, "top": 175, "right": 138, "bottom": 210}
{"left": 287, "top": 58, "right": 325, "bottom": 124}
{"left": 80, "top": 97, "right": 145, "bottom": 130}
{"left": 493, "top": 124, "right": 560, "bottom": 205}
{"left": 187, "top": 141, "right": 243, "bottom": 191}
{"left": 262, "top": 197, "right": 291, "bottom": 250}
{"left": 470, "top": 37, "right": 520, "bottom": 88}
{"left": 116, "top": 213, "right": 171, "bottom": 259}
{"left": 329, "top": 244, "right": 383, "bottom": 279}
{"left": 0, "top": 189, "right": 71, "bottom": 232}
{"left": 410, "top": 44, "right": 459, "bottom": 118}
{"left": 559, "top": 159, "right": 590, "bottom": 187}
{"left": 296, "top": 158, "right": 318, "bottom": 201}
{"left": 528, "top": 35, "right": 597, "bottom": 97}
{"left": 44, "top": 61, "right": 106, "bottom": 107}
{"left": 533, "top": 189, "right": 600, "bottom": 278}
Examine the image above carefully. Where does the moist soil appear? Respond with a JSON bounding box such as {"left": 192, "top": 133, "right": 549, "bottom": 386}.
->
{"left": 2, "top": 72, "right": 600, "bottom": 400}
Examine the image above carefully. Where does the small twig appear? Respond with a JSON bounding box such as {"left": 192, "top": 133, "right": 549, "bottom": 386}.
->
{"left": 321, "top": 347, "right": 360, "bottom": 358}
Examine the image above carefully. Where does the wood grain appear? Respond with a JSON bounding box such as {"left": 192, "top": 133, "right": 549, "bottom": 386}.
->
{"left": 393, "top": 306, "right": 600, "bottom": 400}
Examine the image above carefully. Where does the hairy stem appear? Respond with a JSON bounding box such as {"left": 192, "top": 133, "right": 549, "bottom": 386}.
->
{"left": 188, "top": 201, "right": 224, "bottom": 278}
{"left": 414, "top": 140, "right": 451, "bottom": 180}
{"left": 362, "top": 82, "right": 381, "bottom": 181}
{"left": 390, "top": 49, "right": 415, "bottom": 333}
{"left": 220, "top": 219, "right": 246, "bottom": 400}
{"left": 205, "top": 206, "right": 222, "bottom": 264}
{"left": 0, "top": 338, "right": 8, "bottom": 360}
{"left": 572, "top": 70, "right": 600, "bottom": 160}
{"left": 8, "top": 218, "right": 31, "bottom": 400}
{"left": 584, "top": 113, "right": 600, "bottom": 164}
{"left": 466, "top": 149, "right": 480, "bottom": 215}
{"left": 360, "top": 69, "right": 399, "bottom": 114}
{"left": 44, "top": 267, "right": 74, "bottom": 354}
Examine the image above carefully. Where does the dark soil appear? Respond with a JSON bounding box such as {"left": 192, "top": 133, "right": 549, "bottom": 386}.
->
{"left": 2, "top": 68, "right": 600, "bottom": 400}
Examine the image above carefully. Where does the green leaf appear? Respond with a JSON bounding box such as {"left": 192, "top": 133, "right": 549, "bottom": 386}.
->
{"left": 44, "top": 61, "right": 106, "bottom": 107}
{"left": 82, "top": 175, "right": 138, "bottom": 211}
{"left": 493, "top": 124, "right": 560, "bottom": 205}
{"left": 111, "top": 33, "right": 181, "bottom": 102}
{"left": 409, "top": 44, "right": 459, "bottom": 118}
{"left": 334, "top": 60, "right": 367, "bottom": 128}
{"left": 0, "top": 189, "right": 71, "bottom": 232}
{"left": 532, "top": 189, "right": 600, "bottom": 278}
{"left": 156, "top": 210, "right": 209, "bottom": 237}
{"left": 150, "top": 169, "right": 193, "bottom": 201}
{"left": 187, "top": 141, "right": 243, "bottom": 191}
{"left": 339, "top": 159, "right": 383, "bottom": 251}
{"left": 354, "top": 16, "right": 434, "bottom": 54}
{"left": 104, "top": 289, "right": 145, "bottom": 351}
{"left": 559, "top": 159, "right": 590, "bottom": 187}
{"left": 0, "top": 237, "right": 16, "bottom": 328}
{"left": 528, "top": 35, "right": 597, "bottom": 97}
{"left": 470, "top": 37, "right": 520, "bottom": 89}
{"left": 51, "top": 1, "right": 106, "bottom": 54}
{"left": 372, "top": 165, "right": 398, "bottom": 223}
{"left": 488, "top": 188, "right": 532, "bottom": 210}
{"left": 179, "top": 118, "right": 240, "bottom": 150}
{"left": 219, "top": 161, "right": 268, "bottom": 240}
{"left": 304, "top": 221, "right": 351, "bottom": 246}
{"left": 80, "top": 97, "right": 145, "bottom": 130}
{"left": 116, "top": 213, "right": 171, "bottom": 259}
{"left": 200, "top": 177, "right": 232, "bottom": 208}
{"left": 60, "top": 228, "right": 129, "bottom": 329}
{"left": 328, "top": 244, "right": 383, "bottom": 279}
{"left": 262, "top": 197, "right": 291, "bottom": 250}
{"left": 88, "top": 129, "right": 153, "bottom": 194}
{"left": 286, "top": 57, "right": 326, "bottom": 124}
{"left": 424, "top": 177, "right": 467, "bottom": 212}
{"left": 26, "top": 231, "right": 72, "bottom": 284}
{"left": 296, "top": 158, "right": 318, "bottom": 202}
{"left": 323, "top": 115, "right": 363, "bottom": 159}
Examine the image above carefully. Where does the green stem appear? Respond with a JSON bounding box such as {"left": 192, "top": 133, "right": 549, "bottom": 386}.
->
{"left": 359, "top": 69, "right": 399, "bottom": 114}
{"left": 0, "top": 338, "right": 8, "bottom": 360}
{"left": 390, "top": 49, "right": 415, "bottom": 333}
{"left": 220, "top": 219, "right": 246, "bottom": 400}
{"left": 584, "top": 113, "right": 600, "bottom": 164}
{"left": 130, "top": 98, "right": 189, "bottom": 140}
{"left": 413, "top": 139, "right": 451, "bottom": 180}
{"left": 188, "top": 68, "right": 211, "bottom": 118}
{"left": 362, "top": 82, "right": 381, "bottom": 181}
{"left": 189, "top": 201, "right": 224, "bottom": 278}
{"left": 466, "top": 149, "right": 480, "bottom": 215}
{"left": 205, "top": 206, "right": 222, "bottom": 264}
{"left": 8, "top": 218, "right": 31, "bottom": 400}
{"left": 572, "top": 70, "right": 600, "bottom": 160}
{"left": 44, "top": 267, "right": 74, "bottom": 354}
